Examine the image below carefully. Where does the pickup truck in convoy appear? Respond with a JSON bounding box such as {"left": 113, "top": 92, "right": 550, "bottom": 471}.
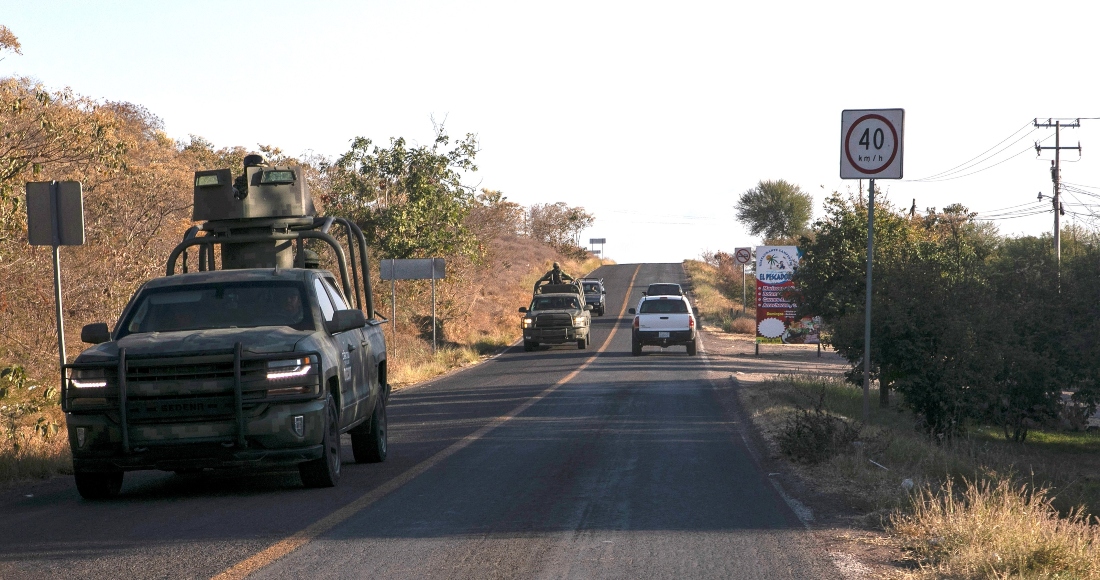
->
{"left": 519, "top": 281, "right": 592, "bottom": 351}
{"left": 578, "top": 278, "right": 606, "bottom": 316}
{"left": 628, "top": 295, "right": 698, "bottom": 356}
{"left": 63, "top": 154, "right": 389, "bottom": 499}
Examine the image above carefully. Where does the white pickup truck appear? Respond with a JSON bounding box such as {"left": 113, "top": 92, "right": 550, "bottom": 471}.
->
{"left": 628, "top": 295, "right": 698, "bottom": 356}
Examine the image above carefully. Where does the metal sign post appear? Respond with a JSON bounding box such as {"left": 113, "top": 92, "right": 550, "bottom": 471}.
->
{"left": 380, "top": 258, "right": 447, "bottom": 355}
{"left": 26, "top": 181, "right": 85, "bottom": 392}
{"left": 840, "top": 109, "right": 904, "bottom": 422}
{"left": 734, "top": 247, "right": 752, "bottom": 314}
{"left": 589, "top": 238, "right": 606, "bottom": 258}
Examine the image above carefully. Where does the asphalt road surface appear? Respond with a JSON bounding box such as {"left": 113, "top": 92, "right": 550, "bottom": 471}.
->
{"left": 0, "top": 263, "right": 843, "bottom": 579}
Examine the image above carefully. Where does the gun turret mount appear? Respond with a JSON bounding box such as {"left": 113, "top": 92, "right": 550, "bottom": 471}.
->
{"left": 191, "top": 157, "right": 317, "bottom": 269}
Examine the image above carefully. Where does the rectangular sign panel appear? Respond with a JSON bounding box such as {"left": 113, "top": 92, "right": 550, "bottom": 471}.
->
{"left": 589, "top": 238, "right": 606, "bottom": 244}
{"left": 840, "top": 108, "right": 904, "bottom": 179}
{"left": 26, "top": 181, "right": 85, "bottom": 246}
{"left": 755, "top": 246, "right": 821, "bottom": 345}
{"left": 380, "top": 258, "right": 446, "bottom": 280}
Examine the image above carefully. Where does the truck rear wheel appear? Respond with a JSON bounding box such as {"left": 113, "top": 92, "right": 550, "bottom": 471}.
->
{"left": 687, "top": 339, "right": 698, "bottom": 356}
{"left": 74, "top": 469, "right": 124, "bottom": 500}
{"left": 351, "top": 397, "right": 387, "bottom": 463}
{"left": 631, "top": 336, "right": 641, "bottom": 356}
{"left": 300, "top": 394, "right": 341, "bottom": 488}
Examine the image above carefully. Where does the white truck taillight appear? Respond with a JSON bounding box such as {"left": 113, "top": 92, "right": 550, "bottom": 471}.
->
{"left": 689, "top": 316, "right": 695, "bottom": 329}
{"left": 633, "top": 316, "right": 639, "bottom": 330}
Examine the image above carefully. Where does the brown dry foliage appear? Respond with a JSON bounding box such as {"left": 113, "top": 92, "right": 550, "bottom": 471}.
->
{"left": 0, "top": 75, "right": 599, "bottom": 481}
{"left": 0, "top": 26, "right": 20, "bottom": 56}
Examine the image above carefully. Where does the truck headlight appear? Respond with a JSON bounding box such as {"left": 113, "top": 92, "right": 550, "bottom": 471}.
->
{"left": 70, "top": 368, "right": 108, "bottom": 389}
{"left": 572, "top": 316, "right": 587, "bottom": 327}
{"left": 267, "top": 357, "right": 312, "bottom": 380}
{"left": 522, "top": 318, "right": 533, "bottom": 329}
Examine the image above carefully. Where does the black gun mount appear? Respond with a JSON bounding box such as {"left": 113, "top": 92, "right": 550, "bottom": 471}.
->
{"left": 166, "top": 155, "right": 376, "bottom": 317}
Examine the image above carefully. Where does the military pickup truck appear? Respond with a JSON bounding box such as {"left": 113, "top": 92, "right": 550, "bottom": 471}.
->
{"left": 63, "top": 155, "right": 389, "bottom": 499}
{"left": 519, "top": 281, "right": 592, "bottom": 351}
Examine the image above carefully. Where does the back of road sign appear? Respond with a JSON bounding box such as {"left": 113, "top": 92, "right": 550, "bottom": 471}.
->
{"left": 26, "top": 181, "right": 85, "bottom": 246}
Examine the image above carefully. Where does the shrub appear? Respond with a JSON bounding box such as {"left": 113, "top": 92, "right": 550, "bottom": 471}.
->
{"left": 777, "top": 388, "right": 862, "bottom": 463}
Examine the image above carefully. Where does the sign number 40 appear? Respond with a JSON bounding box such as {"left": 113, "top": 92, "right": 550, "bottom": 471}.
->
{"left": 840, "top": 109, "right": 904, "bottom": 179}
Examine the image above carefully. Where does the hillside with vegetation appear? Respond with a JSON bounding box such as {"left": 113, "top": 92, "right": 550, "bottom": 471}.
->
{"left": 0, "top": 69, "right": 599, "bottom": 482}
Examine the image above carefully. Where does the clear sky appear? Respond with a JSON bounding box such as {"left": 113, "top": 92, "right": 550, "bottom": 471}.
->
{"left": 3, "top": 1, "right": 1098, "bottom": 264}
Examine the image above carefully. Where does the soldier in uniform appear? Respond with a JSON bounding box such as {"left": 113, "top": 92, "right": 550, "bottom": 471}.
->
{"left": 538, "top": 262, "right": 574, "bottom": 285}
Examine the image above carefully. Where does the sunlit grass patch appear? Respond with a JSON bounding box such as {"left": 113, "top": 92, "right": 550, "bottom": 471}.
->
{"left": 890, "top": 477, "right": 1100, "bottom": 579}
{"left": 742, "top": 372, "right": 1100, "bottom": 575}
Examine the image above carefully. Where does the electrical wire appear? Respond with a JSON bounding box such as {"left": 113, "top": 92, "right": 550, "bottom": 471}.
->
{"left": 911, "top": 134, "right": 1054, "bottom": 183}
{"left": 907, "top": 121, "right": 1037, "bottom": 182}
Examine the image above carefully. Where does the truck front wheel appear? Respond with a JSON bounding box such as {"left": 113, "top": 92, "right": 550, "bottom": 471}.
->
{"left": 577, "top": 336, "right": 588, "bottom": 349}
{"left": 300, "top": 394, "right": 341, "bottom": 488}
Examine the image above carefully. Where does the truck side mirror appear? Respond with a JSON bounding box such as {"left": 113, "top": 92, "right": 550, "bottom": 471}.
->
{"left": 327, "top": 309, "right": 366, "bottom": 334}
{"left": 628, "top": 308, "right": 636, "bottom": 315}
{"left": 81, "top": 322, "right": 111, "bottom": 344}
{"left": 518, "top": 307, "right": 528, "bottom": 313}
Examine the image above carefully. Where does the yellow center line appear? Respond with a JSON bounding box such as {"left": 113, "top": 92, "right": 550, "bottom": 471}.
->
{"left": 212, "top": 264, "right": 642, "bottom": 579}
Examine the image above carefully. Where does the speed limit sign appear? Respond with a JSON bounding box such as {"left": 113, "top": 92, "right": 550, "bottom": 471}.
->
{"left": 840, "top": 109, "right": 904, "bottom": 179}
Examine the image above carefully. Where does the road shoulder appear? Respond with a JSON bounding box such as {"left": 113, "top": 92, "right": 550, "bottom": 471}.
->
{"left": 700, "top": 329, "right": 907, "bottom": 579}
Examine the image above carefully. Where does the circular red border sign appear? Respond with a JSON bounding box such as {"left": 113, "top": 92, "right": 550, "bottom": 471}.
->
{"left": 734, "top": 248, "right": 751, "bottom": 264}
{"left": 844, "top": 114, "right": 899, "bottom": 175}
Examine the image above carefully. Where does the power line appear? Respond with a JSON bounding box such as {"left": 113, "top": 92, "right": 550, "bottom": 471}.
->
{"left": 911, "top": 137, "right": 1050, "bottom": 183}
{"left": 907, "top": 120, "right": 1035, "bottom": 182}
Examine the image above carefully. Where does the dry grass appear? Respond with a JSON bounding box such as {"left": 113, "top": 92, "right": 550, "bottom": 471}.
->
{"left": 388, "top": 249, "right": 600, "bottom": 389}
{"left": 891, "top": 478, "right": 1100, "bottom": 579}
{"left": 683, "top": 259, "right": 755, "bottom": 333}
{"left": 741, "top": 374, "right": 1100, "bottom": 579}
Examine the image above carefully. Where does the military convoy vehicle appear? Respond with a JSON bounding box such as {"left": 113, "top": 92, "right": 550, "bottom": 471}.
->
{"left": 63, "top": 155, "right": 388, "bottom": 499}
{"left": 519, "top": 281, "right": 592, "bottom": 351}
{"left": 578, "top": 278, "right": 606, "bottom": 316}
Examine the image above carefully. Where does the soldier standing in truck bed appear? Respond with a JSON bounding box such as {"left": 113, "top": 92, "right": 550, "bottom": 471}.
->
{"left": 538, "top": 262, "right": 574, "bottom": 285}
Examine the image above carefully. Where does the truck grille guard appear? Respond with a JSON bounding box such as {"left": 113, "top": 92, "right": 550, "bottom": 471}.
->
{"left": 62, "top": 344, "right": 323, "bottom": 453}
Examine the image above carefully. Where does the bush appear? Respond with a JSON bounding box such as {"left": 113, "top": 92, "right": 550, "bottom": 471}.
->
{"left": 777, "top": 388, "right": 862, "bottom": 463}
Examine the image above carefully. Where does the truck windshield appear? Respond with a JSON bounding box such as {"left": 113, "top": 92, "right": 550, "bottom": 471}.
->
{"left": 639, "top": 299, "right": 688, "bottom": 314}
{"left": 118, "top": 281, "right": 314, "bottom": 338}
{"left": 583, "top": 283, "right": 600, "bottom": 293}
{"left": 530, "top": 296, "right": 580, "bottom": 310}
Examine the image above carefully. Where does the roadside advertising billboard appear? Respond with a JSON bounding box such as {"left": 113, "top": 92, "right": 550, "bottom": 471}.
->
{"left": 755, "top": 246, "right": 821, "bottom": 345}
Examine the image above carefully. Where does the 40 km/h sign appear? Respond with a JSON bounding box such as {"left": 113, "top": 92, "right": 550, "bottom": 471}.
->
{"left": 840, "top": 109, "right": 904, "bottom": 179}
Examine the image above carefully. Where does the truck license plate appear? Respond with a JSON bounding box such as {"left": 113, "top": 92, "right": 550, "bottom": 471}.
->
{"left": 658, "top": 331, "right": 669, "bottom": 338}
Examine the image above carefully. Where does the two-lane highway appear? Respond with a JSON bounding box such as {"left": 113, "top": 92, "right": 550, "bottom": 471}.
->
{"left": 0, "top": 263, "right": 842, "bottom": 579}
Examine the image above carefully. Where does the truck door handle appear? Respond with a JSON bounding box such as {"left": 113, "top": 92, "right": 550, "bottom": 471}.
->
{"left": 660, "top": 316, "right": 669, "bottom": 319}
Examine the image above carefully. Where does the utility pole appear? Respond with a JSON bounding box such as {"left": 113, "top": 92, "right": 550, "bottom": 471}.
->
{"left": 1034, "top": 118, "right": 1081, "bottom": 271}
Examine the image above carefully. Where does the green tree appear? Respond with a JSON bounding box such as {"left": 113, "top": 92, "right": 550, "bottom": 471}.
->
{"left": 319, "top": 127, "right": 481, "bottom": 261}
{"left": 735, "top": 179, "right": 813, "bottom": 241}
